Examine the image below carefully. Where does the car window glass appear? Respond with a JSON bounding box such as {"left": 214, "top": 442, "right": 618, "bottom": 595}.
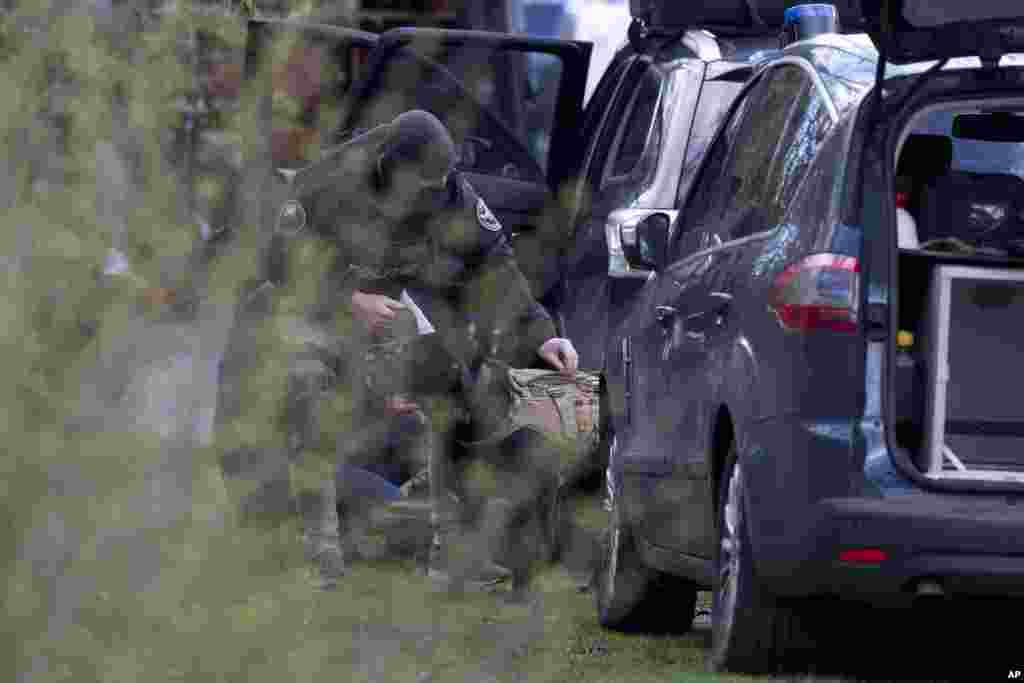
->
{"left": 584, "top": 59, "right": 648, "bottom": 189}
{"left": 676, "top": 83, "right": 754, "bottom": 248}
{"left": 606, "top": 67, "right": 662, "bottom": 180}
{"left": 809, "top": 45, "right": 874, "bottom": 117}
{"left": 916, "top": 109, "right": 1024, "bottom": 176}
{"left": 344, "top": 42, "right": 567, "bottom": 183}
{"left": 580, "top": 53, "right": 632, "bottom": 154}
{"left": 905, "top": 108, "right": 1024, "bottom": 253}
{"left": 784, "top": 125, "right": 847, "bottom": 252}
{"left": 768, "top": 88, "right": 832, "bottom": 225}
{"left": 675, "top": 78, "right": 746, "bottom": 206}
{"left": 716, "top": 66, "right": 809, "bottom": 241}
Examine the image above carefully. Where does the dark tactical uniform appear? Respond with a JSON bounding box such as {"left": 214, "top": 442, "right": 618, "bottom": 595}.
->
{"left": 333, "top": 175, "right": 554, "bottom": 368}
{"left": 292, "top": 112, "right": 561, "bottom": 588}
{"left": 213, "top": 211, "right": 352, "bottom": 590}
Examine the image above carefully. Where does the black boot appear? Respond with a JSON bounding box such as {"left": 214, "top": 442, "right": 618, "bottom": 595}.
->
{"left": 299, "top": 486, "right": 346, "bottom": 590}
{"left": 427, "top": 496, "right": 512, "bottom": 592}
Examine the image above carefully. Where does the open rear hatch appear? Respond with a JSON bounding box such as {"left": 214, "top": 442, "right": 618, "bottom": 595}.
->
{"left": 877, "top": 1, "right": 1024, "bottom": 486}
{"left": 862, "top": 0, "right": 1024, "bottom": 63}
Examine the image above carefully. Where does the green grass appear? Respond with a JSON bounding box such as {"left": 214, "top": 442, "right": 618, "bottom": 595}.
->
{"left": 290, "top": 549, "right": 742, "bottom": 683}
{"left": 286, "top": 493, "right": 803, "bottom": 683}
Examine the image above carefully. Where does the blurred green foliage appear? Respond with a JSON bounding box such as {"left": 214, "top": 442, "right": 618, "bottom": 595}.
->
{"left": 0, "top": 2, "right": 340, "bottom": 680}
{"left": 0, "top": 4, "right": 639, "bottom": 682}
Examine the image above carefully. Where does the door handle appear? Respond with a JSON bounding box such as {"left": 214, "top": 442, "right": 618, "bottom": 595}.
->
{"left": 683, "top": 293, "right": 733, "bottom": 340}
{"left": 708, "top": 291, "right": 733, "bottom": 312}
{"left": 655, "top": 305, "right": 678, "bottom": 327}
{"left": 706, "top": 292, "right": 733, "bottom": 325}
{"left": 683, "top": 312, "right": 708, "bottom": 343}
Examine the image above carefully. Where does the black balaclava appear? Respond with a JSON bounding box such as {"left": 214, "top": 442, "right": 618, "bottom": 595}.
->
{"left": 377, "top": 109, "right": 458, "bottom": 189}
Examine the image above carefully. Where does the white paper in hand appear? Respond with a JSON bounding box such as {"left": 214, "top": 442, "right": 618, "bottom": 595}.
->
{"left": 400, "top": 290, "right": 435, "bottom": 335}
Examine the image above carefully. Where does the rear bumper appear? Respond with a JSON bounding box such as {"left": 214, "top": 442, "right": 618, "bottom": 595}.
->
{"left": 766, "top": 494, "right": 1024, "bottom": 601}
{"left": 745, "top": 415, "right": 1024, "bottom": 602}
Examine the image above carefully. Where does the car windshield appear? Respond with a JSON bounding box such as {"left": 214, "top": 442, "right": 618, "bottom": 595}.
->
{"left": 897, "top": 106, "right": 1024, "bottom": 256}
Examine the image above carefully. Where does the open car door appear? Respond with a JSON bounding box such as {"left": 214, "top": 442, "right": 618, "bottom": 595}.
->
{"left": 861, "top": 0, "right": 1024, "bottom": 63}
{"left": 334, "top": 28, "right": 592, "bottom": 305}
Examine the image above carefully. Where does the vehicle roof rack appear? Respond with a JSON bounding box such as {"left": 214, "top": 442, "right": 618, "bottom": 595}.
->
{"left": 627, "top": 17, "right": 686, "bottom": 52}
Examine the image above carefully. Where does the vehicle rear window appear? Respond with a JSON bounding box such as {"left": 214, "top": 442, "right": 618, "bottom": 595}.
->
{"left": 915, "top": 110, "right": 1024, "bottom": 176}
{"left": 899, "top": 107, "right": 1024, "bottom": 256}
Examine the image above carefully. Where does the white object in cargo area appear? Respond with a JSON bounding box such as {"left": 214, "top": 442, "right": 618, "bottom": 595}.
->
{"left": 897, "top": 207, "right": 919, "bottom": 248}
{"left": 401, "top": 290, "right": 435, "bottom": 335}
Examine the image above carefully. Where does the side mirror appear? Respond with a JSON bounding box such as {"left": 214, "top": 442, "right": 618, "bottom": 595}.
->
{"left": 622, "top": 213, "right": 671, "bottom": 272}
{"left": 606, "top": 209, "right": 677, "bottom": 279}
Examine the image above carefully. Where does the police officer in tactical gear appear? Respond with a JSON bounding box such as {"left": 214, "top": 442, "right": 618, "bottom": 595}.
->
{"left": 293, "top": 109, "right": 578, "bottom": 591}
{"left": 213, "top": 219, "right": 350, "bottom": 591}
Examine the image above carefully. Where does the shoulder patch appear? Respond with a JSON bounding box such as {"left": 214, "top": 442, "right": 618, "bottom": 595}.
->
{"left": 476, "top": 198, "right": 502, "bottom": 232}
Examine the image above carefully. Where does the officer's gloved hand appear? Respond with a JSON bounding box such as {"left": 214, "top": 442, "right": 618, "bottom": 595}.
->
{"left": 538, "top": 338, "right": 579, "bottom": 376}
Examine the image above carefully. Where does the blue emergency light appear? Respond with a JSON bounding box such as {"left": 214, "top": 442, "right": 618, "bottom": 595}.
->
{"left": 781, "top": 3, "right": 839, "bottom": 47}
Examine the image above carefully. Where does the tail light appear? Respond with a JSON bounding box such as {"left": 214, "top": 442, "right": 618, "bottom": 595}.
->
{"left": 768, "top": 253, "right": 860, "bottom": 333}
{"left": 838, "top": 548, "right": 887, "bottom": 564}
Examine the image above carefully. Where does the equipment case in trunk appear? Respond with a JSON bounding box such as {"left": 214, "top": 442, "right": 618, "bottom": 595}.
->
{"left": 919, "top": 264, "right": 1024, "bottom": 482}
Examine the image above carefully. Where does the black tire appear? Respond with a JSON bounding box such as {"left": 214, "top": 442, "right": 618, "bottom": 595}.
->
{"left": 710, "top": 444, "right": 815, "bottom": 674}
{"left": 594, "top": 501, "right": 697, "bottom": 632}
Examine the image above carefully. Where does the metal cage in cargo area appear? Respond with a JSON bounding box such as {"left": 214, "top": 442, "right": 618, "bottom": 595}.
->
{"left": 919, "top": 265, "right": 1024, "bottom": 483}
